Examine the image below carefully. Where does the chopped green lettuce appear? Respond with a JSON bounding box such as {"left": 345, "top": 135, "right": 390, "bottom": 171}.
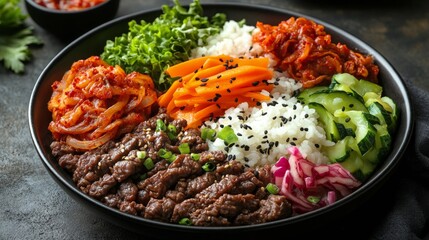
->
{"left": 100, "top": 0, "right": 226, "bottom": 91}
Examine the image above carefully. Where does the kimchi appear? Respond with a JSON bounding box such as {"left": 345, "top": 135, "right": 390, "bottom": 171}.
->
{"left": 253, "top": 17, "right": 379, "bottom": 88}
{"left": 47, "top": 56, "right": 157, "bottom": 150}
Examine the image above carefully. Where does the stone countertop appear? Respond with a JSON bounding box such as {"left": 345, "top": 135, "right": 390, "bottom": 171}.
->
{"left": 1, "top": 0, "right": 428, "bottom": 239}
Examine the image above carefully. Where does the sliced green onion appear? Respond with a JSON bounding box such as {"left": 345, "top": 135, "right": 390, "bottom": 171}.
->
{"left": 166, "top": 155, "right": 177, "bottom": 163}
{"left": 156, "top": 119, "right": 167, "bottom": 132}
{"left": 307, "top": 196, "right": 321, "bottom": 204}
{"left": 136, "top": 150, "right": 147, "bottom": 160}
{"left": 167, "top": 132, "right": 177, "bottom": 141}
{"left": 178, "top": 217, "right": 192, "bottom": 226}
{"left": 168, "top": 124, "right": 177, "bottom": 134}
{"left": 190, "top": 153, "right": 200, "bottom": 161}
{"left": 143, "top": 158, "right": 154, "bottom": 170}
{"left": 266, "top": 183, "right": 279, "bottom": 195}
{"left": 139, "top": 173, "right": 147, "bottom": 181}
{"left": 217, "top": 126, "right": 238, "bottom": 145}
{"left": 158, "top": 148, "right": 177, "bottom": 163}
{"left": 201, "top": 127, "right": 216, "bottom": 141}
{"left": 158, "top": 148, "right": 172, "bottom": 158}
{"left": 202, "top": 162, "right": 216, "bottom": 172}
{"left": 167, "top": 124, "right": 177, "bottom": 140}
{"left": 178, "top": 143, "right": 190, "bottom": 154}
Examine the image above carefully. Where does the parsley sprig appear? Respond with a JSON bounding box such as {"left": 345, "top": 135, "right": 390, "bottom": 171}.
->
{"left": 0, "top": 0, "right": 43, "bottom": 74}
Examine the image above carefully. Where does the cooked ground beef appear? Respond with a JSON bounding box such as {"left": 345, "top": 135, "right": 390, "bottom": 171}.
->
{"left": 50, "top": 108, "right": 292, "bottom": 226}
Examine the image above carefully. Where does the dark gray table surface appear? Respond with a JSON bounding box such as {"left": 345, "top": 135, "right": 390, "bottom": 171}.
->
{"left": 1, "top": 0, "right": 428, "bottom": 239}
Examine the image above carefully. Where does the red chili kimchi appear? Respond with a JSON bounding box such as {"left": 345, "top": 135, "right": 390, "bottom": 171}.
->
{"left": 47, "top": 56, "right": 157, "bottom": 151}
{"left": 34, "top": 0, "right": 106, "bottom": 11}
{"left": 253, "top": 17, "right": 379, "bottom": 88}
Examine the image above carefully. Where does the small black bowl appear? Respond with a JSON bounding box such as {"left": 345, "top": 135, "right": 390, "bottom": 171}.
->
{"left": 24, "top": 0, "right": 120, "bottom": 40}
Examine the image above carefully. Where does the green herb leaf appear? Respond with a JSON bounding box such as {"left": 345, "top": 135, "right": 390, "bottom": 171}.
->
{"left": 0, "top": 0, "right": 43, "bottom": 74}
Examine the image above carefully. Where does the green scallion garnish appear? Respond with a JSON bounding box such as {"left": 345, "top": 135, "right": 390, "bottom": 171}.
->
{"left": 217, "top": 126, "right": 238, "bottom": 145}
{"left": 168, "top": 124, "right": 177, "bottom": 134}
{"left": 178, "top": 217, "right": 192, "bottom": 226}
{"left": 156, "top": 119, "right": 167, "bottom": 132}
{"left": 307, "top": 195, "right": 321, "bottom": 204}
{"left": 191, "top": 153, "right": 200, "bottom": 161}
{"left": 178, "top": 143, "right": 190, "bottom": 154}
{"left": 266, "top": 183, "right": 279, "bottom": 195}
{"left": 136, "top": 151, "right": 147, "bottom": 160}
{"left": 201, "top": 127, "right": 216, "bottom": 141}
{"left": 143, "top": 157, "right": 154, "bottom": 170}
{"left": 202, "top": 162, "right": 216, "bottom": 172}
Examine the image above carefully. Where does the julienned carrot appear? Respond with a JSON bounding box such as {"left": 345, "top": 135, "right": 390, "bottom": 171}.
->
{"left": 184, "top": 65, "right": 269, "bottom": 90}
{"left": 194, "top": 68, "right": 273, "bottom": 94}
{"left": 183, "top": 64, "right": 226, "bottom": 85}
{"left": 166, "top": 55, "right": 211, "bottom": 77}
{"left": 157, "top": 79, "right": 181, "bottom": 107}
{"left": 158, "top": 55, "right": 274, "bottom": 128}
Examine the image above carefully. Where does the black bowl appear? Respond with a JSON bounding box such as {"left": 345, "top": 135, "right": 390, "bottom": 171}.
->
{"left": 28, "top": 3, "right": 413, "bottom": 239}
{"left": 24, "top": 0, "right": 120, "bottom": 40}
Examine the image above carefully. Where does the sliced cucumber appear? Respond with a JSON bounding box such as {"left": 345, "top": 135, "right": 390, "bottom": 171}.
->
{"left": 353, "top": 80, "right": 383, "bottom": 98}
{"left": 297, "top": 86, "right": 329, "bottom": 102}
{"left": 364, "top": 124, "right": 392, "bottom": 164}
{"left": 325, "top": 136, "right": 353, "bottom": 162}
{"left": 381, "top": 96, "right": 399, "bottom": 134}
{"left": 308, "top": 102, "right": 346, "bottom": 141}
{"left": 330, "top": 73, "right": 382, "bottom": 100}
{"left": 298, "top": 74, "right": 398, "bottom": 182}
{"left": 343, "top": 110, "right": 377, "bottom": 156}
{"left": 368, "top": 101, "right": 393, "bottom": 127}
{"left": 305, "top": 90, "right": 368, "bottom": 114}
{"left": 340, "top": 151, "right": 377, "bottom": 181}
{"left": 331, "top": 73, "right": 358, "bottom": 87}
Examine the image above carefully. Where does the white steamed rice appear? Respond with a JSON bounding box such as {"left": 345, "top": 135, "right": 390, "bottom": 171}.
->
{"left": 191, "top": 20, "right": 334, "bottom": 167}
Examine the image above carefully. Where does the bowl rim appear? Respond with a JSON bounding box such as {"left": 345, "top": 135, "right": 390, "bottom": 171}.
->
{"left": 24, "top": 0, "right": 116, "bottom": 14}
{"left": 28, "top": 1, "right": 414, "bottom": 235}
